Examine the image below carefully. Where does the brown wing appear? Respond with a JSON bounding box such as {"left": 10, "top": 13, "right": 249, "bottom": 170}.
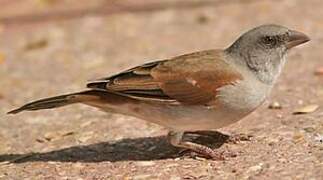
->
{"left": 87, "top": 50, "right": 243, "bottom": 105}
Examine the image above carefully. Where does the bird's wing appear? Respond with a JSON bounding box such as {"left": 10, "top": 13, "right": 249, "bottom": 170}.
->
{"left": 87, "top": 50, "right": 243, "bottom": 105}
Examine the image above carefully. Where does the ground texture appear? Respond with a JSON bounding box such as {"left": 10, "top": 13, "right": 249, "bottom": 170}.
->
{"left": 0, "top": 0, "right": 322, "bottom": 179}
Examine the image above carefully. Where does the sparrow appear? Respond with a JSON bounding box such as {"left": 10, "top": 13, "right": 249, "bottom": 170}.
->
{"left": 8, "top": 24, "right": 310, "bottom": 160}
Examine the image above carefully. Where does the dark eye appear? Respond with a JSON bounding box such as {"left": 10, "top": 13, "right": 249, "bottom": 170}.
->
{"left": 262, "top": 36, "right": 277, "bottom": 46}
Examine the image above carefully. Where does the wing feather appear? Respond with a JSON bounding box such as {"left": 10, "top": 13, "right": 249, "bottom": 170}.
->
{"left": 86, "top": 50, "right": 243, "bottom": 105}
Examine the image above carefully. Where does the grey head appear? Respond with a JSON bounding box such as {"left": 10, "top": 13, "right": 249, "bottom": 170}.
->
{"left": 226, "top": 24, "right": 310, "bottom": 84}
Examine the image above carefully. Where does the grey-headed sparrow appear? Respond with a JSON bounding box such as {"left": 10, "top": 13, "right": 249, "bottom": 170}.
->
{"left": 9, "top": 24, "right": 310, "bottom": 160}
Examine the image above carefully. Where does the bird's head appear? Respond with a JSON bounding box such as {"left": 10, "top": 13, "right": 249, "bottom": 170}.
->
{"left": 227, "top": 24, "right": 310, "bottom": 84}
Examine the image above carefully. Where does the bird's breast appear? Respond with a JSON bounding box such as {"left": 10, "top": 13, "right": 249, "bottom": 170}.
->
{"left": 216, "top": 77, "right": 272, "bottom": 115}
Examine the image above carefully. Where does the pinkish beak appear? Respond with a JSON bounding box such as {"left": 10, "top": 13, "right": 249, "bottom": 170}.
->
{"left": 286, "top": 30, "right": 310, "bottom": 49}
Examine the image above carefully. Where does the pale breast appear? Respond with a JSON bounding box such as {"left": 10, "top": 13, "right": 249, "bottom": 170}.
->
{"left": 216, "top": 75, "right": 272, "bottom": 115}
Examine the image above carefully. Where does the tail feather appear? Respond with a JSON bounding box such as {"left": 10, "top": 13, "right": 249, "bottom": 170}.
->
{"left": 7, "top": 90, "right": 100, "bottom": 114}
{"left": 86, "top": 81, "right": 108, "bottom": 89}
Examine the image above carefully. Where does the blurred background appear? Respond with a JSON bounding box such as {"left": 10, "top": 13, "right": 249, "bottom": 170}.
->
{"left": 0, "top": 0, "right": 322, "bottom": 179}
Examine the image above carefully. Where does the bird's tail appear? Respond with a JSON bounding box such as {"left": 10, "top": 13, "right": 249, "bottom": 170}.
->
{"left": 7, "top": 90, "right": 104, "bottom": 114}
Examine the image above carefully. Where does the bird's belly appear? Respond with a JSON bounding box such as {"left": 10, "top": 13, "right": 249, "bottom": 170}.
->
{"left": 118, "top": 104, "right": 240, "bottom": 131}
{"left": 149, "top": 105, "right": 249, "bottom": 131}
{"left": 117, "top": 101, "right": 257, "bottom": 131}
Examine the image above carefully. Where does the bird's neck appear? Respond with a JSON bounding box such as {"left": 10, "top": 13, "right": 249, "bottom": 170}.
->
{"left": 225, "top": 48, "right": 287, "bottom": 85}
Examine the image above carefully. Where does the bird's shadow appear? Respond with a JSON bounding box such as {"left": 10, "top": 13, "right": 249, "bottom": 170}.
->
{"left": 0, "top": 131, "right": 232, "bottom": 163}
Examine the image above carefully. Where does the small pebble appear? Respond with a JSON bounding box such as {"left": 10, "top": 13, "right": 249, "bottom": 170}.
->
{"left": 293, "top": 105, "right": 319, "bottom": 115}
{"left": 24, "top": 39, "right": 48, "bottom": 51}
{"left": 36, "top": 138, "right": 46, "bottom": 143}
{"left": 314, "top": 134, "right": 323, "bottom": 143}
{"left": 268, "top": 101, "right": 282, "bottom": 109}
{"left": 196, "top": 14, "right": 209, "bottom": 24}
{"left": 44, "top": 132, "right": 58, "bottom": 141}
{"left": 248, "top": 163, "right": 263, "bottom": 172}
{"left": 303, "top": 127, "right": 316, "bottom": 133}
{"left": 314, "top": 67, "right": 323, "bottom": 76}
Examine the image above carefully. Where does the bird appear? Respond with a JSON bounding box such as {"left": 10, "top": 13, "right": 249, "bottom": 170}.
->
{"left": 8, "top": 24, "right": 310, "bottom": 160}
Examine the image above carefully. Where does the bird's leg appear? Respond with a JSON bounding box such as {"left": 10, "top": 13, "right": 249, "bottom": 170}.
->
{"left": 167, "top": 131, "right": 224, "bottom": 160}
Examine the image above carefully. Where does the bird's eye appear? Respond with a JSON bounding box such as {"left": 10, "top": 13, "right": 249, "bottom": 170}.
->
{"left": 262, "top": 36, "right": 276, "bottom": 46}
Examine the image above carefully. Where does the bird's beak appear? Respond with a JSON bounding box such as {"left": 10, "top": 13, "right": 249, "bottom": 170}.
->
{"left": 286, "top": 30, "right": 310, "bottom": 49}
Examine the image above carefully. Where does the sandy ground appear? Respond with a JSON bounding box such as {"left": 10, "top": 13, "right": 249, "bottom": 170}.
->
{"left": 0, "top": 0, "right": 322, "bottom": 179}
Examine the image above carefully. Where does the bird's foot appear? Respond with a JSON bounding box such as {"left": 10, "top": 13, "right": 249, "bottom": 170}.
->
{"left": 227, "top": 133, "right": 252, "bottom": 144}
{"left": 178, "top": 149, "right": 225, "bottom": 160}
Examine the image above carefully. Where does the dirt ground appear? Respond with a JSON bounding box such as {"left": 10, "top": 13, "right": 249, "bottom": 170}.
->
{"left": 0, "top": 0, "right": 322, "bottom": 179}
